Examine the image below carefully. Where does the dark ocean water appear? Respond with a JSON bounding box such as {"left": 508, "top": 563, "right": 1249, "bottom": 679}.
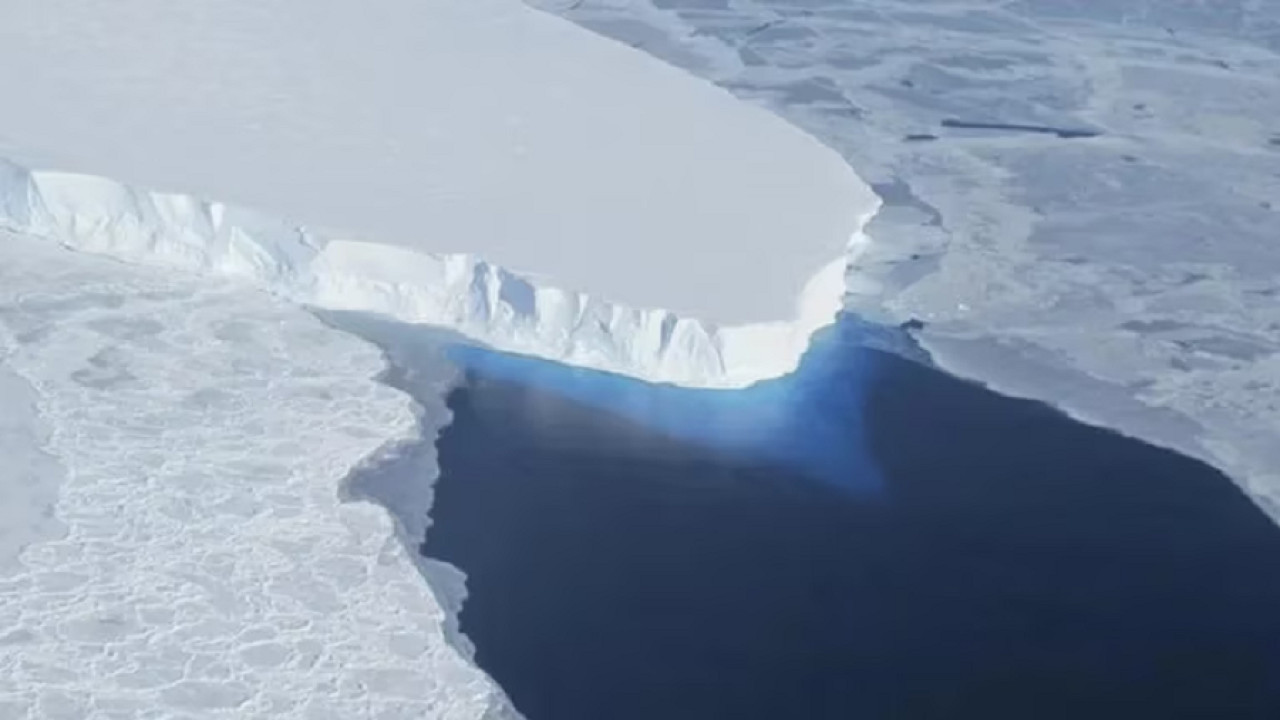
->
{"left": 422, "top": 323, "right": 1280, "bottom": 720}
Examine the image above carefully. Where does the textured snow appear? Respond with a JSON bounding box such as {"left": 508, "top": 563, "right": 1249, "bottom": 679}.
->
{"left": 0, "top": 0, "right": 876, "bottom": 375}
{"left": 528, "top": 0, "right": 1280, "bottom": 516}
{"left": 0, "top": 233, "right": 515, "bottom": 719}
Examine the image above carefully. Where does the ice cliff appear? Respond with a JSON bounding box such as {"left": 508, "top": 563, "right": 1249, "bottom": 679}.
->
{"left": 0, "top": 0, "right": 879, "bottom": 388}
{"left": 0, "top": 160, "right": 878, "bottom": 387}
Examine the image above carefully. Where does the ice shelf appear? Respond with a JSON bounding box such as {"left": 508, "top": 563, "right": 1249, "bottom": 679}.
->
{"left": 0, "top": 158, "right": 875, "bottom": 388}
{"left": 0, "top": 0, "right": 878, "bottom": 389}
{"left": 523, "top": 0, "right": 1280, "bottom": 518}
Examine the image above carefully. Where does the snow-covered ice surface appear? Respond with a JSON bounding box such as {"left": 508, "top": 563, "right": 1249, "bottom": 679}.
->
{"left": 0, "top": 233, "right": 514, "bottom": 719}
{"left": 526, "top": 0, "right": 1280, "bottom": 516}
{"left": 0, "top": 0, "right": 877, "bottom": 387}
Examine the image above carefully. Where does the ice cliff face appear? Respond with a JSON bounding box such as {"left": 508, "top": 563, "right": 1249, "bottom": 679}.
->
{"left": 0, "top": 160, "right": 878, "bottom": 388}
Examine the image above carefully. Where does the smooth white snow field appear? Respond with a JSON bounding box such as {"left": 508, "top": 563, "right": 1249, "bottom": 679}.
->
{"left": 0, "top": 233, "right": 515, "bottom": 719}
{"left": 528, "top": 0, "right": 1280, "bottom": 518}
{"left": 0, "top": 0, "right": 876, "bottom": 385}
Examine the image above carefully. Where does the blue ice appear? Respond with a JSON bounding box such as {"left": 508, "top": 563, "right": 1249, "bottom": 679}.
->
{"left": 446, "top": 320, "right": 884, "bottom": 495}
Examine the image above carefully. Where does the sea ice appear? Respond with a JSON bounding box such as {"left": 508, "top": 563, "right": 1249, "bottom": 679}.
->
{"left": 0, "top": 2, "right": 887, "bottom": 717}
{"left": 0, "top": 233, "right": 516, "bottom": 718}
{"left": 0, "top": 362, "right": 65, "bottom": 575}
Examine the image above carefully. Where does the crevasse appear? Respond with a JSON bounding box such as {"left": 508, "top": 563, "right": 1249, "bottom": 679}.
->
{"left": 0, "top": 159, "right": 879, "bottom": 387}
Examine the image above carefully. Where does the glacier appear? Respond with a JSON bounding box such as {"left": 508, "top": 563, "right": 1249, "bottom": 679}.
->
{"left": 1, "top": 0, "right": 1274, "bottom": 715}
{"left": 0, "top": 159, "right": 876, "bottom": 388}
{"left": 0, "top": 0, "right": 880, "bottom": 717}
{"left": 528, "top": 0, "right": 1280, "bottom": 521}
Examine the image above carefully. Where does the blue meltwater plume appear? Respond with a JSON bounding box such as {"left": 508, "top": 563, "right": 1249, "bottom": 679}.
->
{"left": 446, "top": 319, "right": 884, "bottom": 495}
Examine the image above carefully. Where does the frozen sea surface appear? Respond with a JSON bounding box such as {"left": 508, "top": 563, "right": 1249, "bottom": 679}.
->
{"left": 0, "top": 1, "right": 880, "bottom": 716}
{"left": 525, "top": 0, "right": 1280, "bottom": 514}
{"left": 0, "top": 234, "right": 512, "bottom": 719}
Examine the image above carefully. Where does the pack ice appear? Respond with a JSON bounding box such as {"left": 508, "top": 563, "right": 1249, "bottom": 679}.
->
{"left": 0, "top": 0, "right": 876, "bottom": 388}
